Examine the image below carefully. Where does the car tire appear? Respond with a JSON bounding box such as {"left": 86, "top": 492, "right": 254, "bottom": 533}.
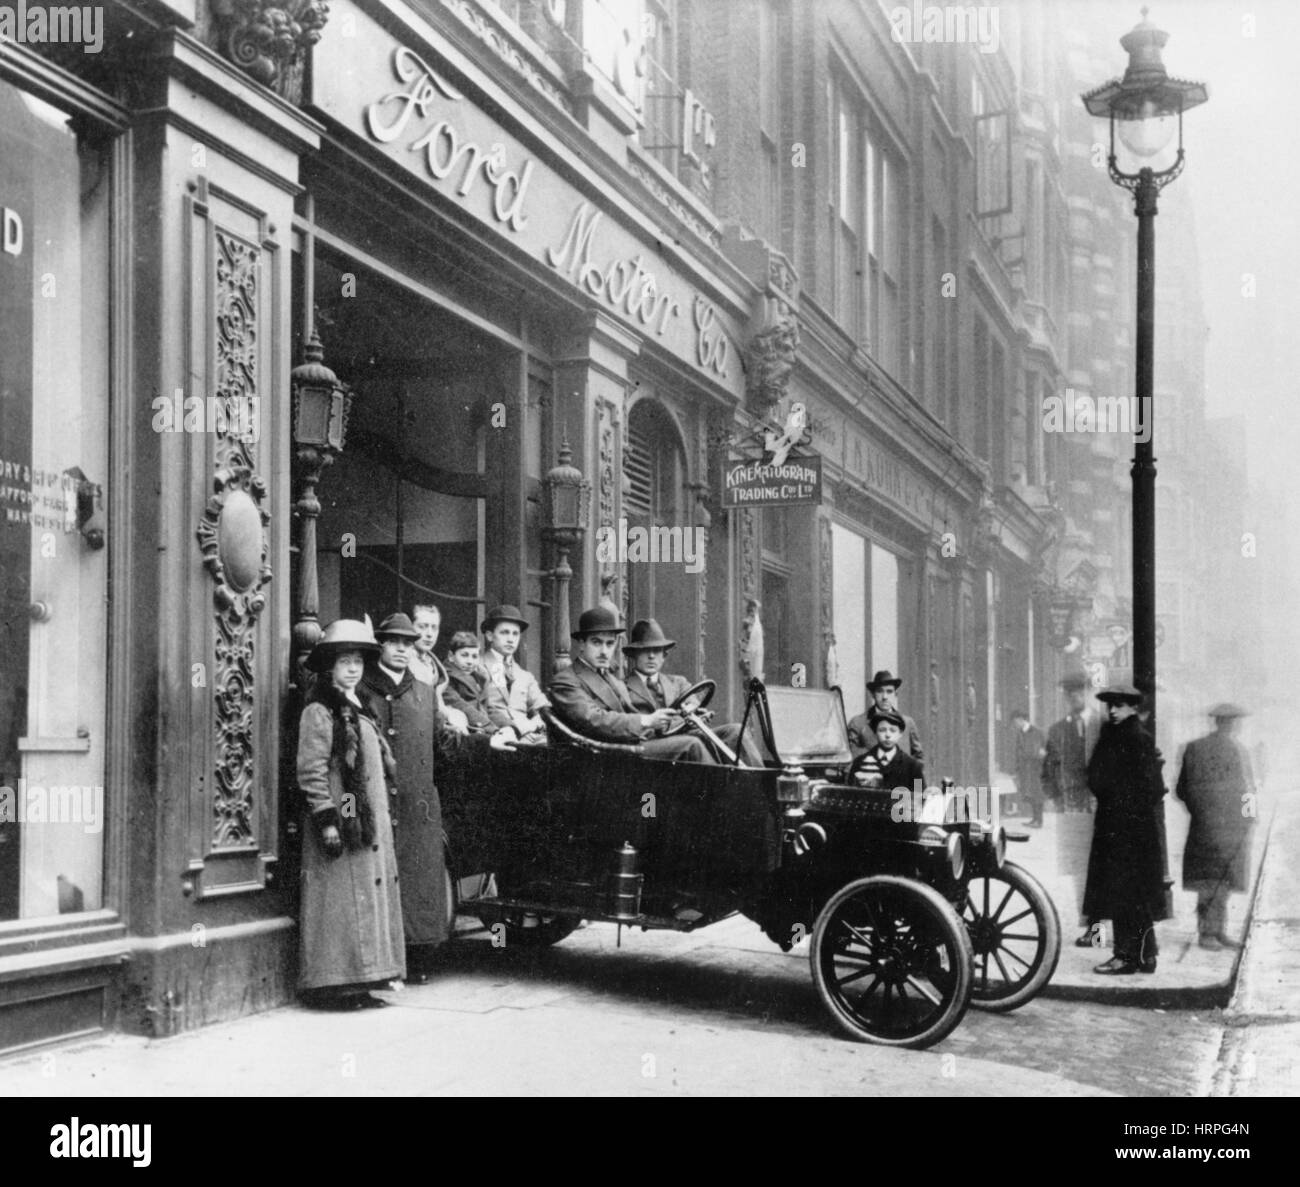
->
{"left": 811, "top": 874, "right": 973, "bottom": 1049}
{"left": 960, "top": 860, "right": 1061, "bottom": 1011}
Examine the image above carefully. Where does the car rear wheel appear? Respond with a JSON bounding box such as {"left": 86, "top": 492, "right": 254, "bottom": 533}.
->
{"left": 960, "top": 860, "right": 1061, "bottom": 1011}
{"left": 811, "top": 875, "right": 973, "bottom": 1049}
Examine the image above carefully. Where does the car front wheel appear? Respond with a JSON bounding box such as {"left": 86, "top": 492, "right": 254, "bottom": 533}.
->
{"left": 811, "top": 875, "right": 973, "bottom": 1049}
{"left": 960, "top": 860, "right": 1061, "bottom": 1011}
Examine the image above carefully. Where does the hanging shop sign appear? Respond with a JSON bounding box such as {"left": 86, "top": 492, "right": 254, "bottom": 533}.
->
{"left": 310, "top": 3, "right": 746, "bottom": 399}
{"left": 721, "top": 455, "right": 822, "bottom": 508}
{"left": 722, "top": 404, "right": 822, "bottom": 507}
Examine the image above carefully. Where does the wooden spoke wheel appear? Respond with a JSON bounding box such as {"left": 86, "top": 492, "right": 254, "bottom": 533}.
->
{"left": 811, "top": 875, "right": 973, "bottom": 1049}
{"left": 960, "top": 861, "right": 1061, "bottom": 1012}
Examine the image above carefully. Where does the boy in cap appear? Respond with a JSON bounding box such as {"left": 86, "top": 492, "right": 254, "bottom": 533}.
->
{"left": 479, "top": 604, "right": 549, "bottom": 742}
{"left": 847, "top": 671, "right": 924, "bottom": 761}
{"left": 850, "top": 706, "right": 925, "bottom": 790}
{"left": 547, "top": 607, "right": 713, "bottom": 762}
{"left": 1176, "top": 703, "right": 1257, "bottom": 950}
{"left": 440, "top": 630, "right": 496, "bottom": 733}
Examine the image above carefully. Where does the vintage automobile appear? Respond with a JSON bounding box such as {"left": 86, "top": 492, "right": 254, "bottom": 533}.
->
{"left": 438, "top": 677, "right": 1061, "bottom": 1049}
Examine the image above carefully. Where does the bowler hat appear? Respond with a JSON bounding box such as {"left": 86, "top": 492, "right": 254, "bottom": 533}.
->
{"left": 571, "top": 606, "right": 625, "bottom": 638}
{"left": 1060, "top": 672, "right": 1090, "bottom": 692}
{"left": 481, "top": 604, "right": 530, "bottom": 633}
{"left": 306, "top": 619, "right": 380, "bottom": 672}
{"left": 375, "top": 612, "right": 419, "bottom": 640}
{"left": 867, "top": 669, "right": 902, "bottom": 691}
{"left": 623, "top": 618, "right": 676, "bottom": 652}
{"left": 1208, "top": 702, "right": 1249, "bottom": 719}
{"left": 1097, "top": 683, "right": 1143, "bottom": 706}
{"left": 869, "top": 706, "right": 906, "bottom": 731}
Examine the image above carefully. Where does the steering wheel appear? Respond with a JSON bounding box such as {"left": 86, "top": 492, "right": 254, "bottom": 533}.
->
{"left": 660, "top": 679, "right": 716, "bottom": 735}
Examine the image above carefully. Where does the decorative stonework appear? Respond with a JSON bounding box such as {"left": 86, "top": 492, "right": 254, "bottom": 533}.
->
{"left": 196, "top": 229, "right": 272, "bottom": 850}
{"left": 595, "top": 396, "right": 621, "bottom": 614}
{"left": 625, "top": 157, "right": 721, "bottom": 249}
{"left": 745, "top": 315, "right": 800, "bottom": 420}
{"left": 440, "top": 0, "right": 573, "bottom": 113}
{"left": 211, "top": 0, "right": 329, "bottom": 90}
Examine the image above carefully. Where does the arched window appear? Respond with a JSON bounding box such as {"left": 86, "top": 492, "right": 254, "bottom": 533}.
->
{"left": 624, "top": 396, "right": 697, "bottom": 675}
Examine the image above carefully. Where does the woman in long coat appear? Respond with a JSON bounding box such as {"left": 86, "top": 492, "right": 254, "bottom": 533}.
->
{"left": 297, "top": 620, "right": 405, "bottom": 1007}
{"left": 1176, "top": 704, "right": 1257, "bottom": 949}
{"left": 1083, "top": 684, "right": 1168, "bottom": 975}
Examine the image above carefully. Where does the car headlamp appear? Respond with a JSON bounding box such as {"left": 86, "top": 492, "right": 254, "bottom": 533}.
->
{"left": 946, "top": 832, "right": 965, "bottom": 880}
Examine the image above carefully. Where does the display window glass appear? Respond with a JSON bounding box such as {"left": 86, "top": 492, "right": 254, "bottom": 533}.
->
{"left": 0, "top": 84, "right": 110, "bottom": 922}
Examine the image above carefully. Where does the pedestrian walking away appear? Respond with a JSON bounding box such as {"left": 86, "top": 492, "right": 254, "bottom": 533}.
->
{"left": 1011, "top": 709, "right": 1047, "bottom": 827}
{"left": 1176, "top": 702, "right": 1257, "bottom": 951}
{"left": 1083, "top": 684, "right": 1169, "bottom": 976}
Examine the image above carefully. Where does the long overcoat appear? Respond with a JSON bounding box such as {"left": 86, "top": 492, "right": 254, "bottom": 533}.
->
{"left": 360, "top": 666, "right": 449, "bottom": 950}
{"left": 296, "top": 695, "right": 405, "bottom": 991}
{"left": 1176, "top": 733, "right": 1256, "bottom": 892}
{"left": 1081, "top": 716, "right": 1169, "bottom": 921}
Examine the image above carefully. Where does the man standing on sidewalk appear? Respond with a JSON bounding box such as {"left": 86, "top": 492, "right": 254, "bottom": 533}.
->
{"left": 1085, "top": 684, "right": 1169, "bottom": 976}
{"left": 1176, "top": 703, "right": 1258, "bottom": 951}
{"left": 1043, "top": 673, "right": 1104, "bottom": 945}
{"left": 1011, "top": 709, "right": 1047, "bottom": 827}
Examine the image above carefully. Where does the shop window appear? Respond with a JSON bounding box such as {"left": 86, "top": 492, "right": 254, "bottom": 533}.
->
{"left": 0, "top": 86, "right": 110, "bottom": 922}
{"left": 831, "top": 524, "right": 866, "bottom": 718}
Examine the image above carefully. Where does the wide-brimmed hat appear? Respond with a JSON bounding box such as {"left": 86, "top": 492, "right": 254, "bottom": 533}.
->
{"left": 867, "top": 670, "right": 902, "bottom": 691}
{"left": 1060, "top": 672, "right": 1090, "bottom": 692}
{"left": 375, "top": 612, "right": 419, "bottom": 640}
{"left": 1097, "top": 683, "right": 1143, "bottom": 706}
{"left": 571, "top": 606, "right": 625, "bottom": 638}
{"left": 447, "top": 631, "right": 479, "bottom": 652}
{"left": 1208, "top": 702, "right": 1249, "bottom": 719}
{"left": 481, "top": 604, "right": 530, "bottom": 633}
{"left": 868, "top": 706, "right": 906, "bottom": 731}
{"left": 307, "top": 619, "right": 381, "bottom": 672}
{"left": 623, "top": 619, "right": 676, "bottom": 652}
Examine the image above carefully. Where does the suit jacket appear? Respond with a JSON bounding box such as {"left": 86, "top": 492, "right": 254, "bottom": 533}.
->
{"left": 1042, "top": 711, "right": 1100, "bottom": 797}
{"left": 847, "top": 710, "right": 923, "bottom": 761}
{"left": 625, "top": 670, "right": 692, "bottom": 713}
{"left": 441, "top": 665, "right": 496, "bottom": 732}
{"left": 548, "top": 658, "right": 650, "bottom": 743}
{"left": 1014, "top": 724, "right": 1047, "bottom": 798}
{"left": 858, "top": 744, "right": 925, "bottom": 792}
{"left": 480, "top": 649, "right": 549, "bottom": 731}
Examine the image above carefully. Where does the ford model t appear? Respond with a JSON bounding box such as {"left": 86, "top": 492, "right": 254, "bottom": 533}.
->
{"left": 439, "top": 678, "right": 1061, "bottom": 1049}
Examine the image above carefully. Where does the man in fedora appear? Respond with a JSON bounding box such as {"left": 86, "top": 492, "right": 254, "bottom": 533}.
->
{"left": 847, "top": 671, "right": 923, "bottom": 761}
{"left": 358, "top": 614, "right": 514, "bottom": 980}
{"left": 479, "top": 603, "right": 549, "bottom": 742}
{"left": 623, "top": 618, "right": 756, "bottom": 763}
{"left": 1084, "top": 683, "right": 1168, "bottom": 975}
{"left": 547, "top": 607, "right": 713, "bottom": 762}
{"left": 1043, "top": 672, "right": 1100, "bottom": 814}
{"left": 1176, "top": 703, "right": 1258, "bottom": 951}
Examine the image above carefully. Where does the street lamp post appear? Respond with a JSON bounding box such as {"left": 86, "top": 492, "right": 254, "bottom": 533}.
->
{"left": 1081, "top": 8, "right": 1207, "bottom": 737}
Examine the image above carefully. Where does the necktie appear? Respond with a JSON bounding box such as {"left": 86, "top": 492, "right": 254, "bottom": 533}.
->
{"left": 650, "top": 676, "right": 662, "bottom": 705}
{"left": 504, "top": 659, "right": 516, "bottom": 691}
{"left": 1074, "top": 715, "right": 1083, "bottom": 738}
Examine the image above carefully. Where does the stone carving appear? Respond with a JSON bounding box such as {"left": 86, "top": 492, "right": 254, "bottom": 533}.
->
{"left": 626, "top": 156, "right": 720, "bottom": 249}
{"left": 744, "top": 315, "right": 800, "bottom": 420}
{"left": 440, "top": 0, "right": 573, "bottom": 113}
{"left": 739, "top": 596, "right": 764, "bottom": 681}
{"left": 195, "top": 230, "right": 272, "bottom": 850}
{"left": 211, "top": 0, "right": 330, "bottom": 90}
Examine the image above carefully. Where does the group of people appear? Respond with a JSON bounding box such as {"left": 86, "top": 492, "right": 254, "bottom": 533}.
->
{"left": 1010, "top": 675, "right": 1259, "bottom": 976}
{"left": 293, "top": 600, "right": 757, "bottom": 1008}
